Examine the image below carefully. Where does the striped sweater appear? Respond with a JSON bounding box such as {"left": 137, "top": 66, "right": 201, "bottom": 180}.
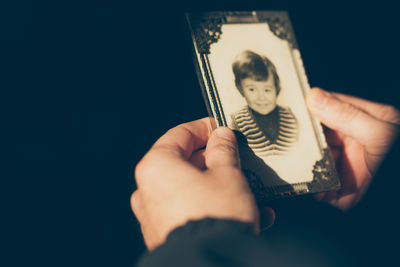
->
{"left": 231, "top": 106, "right": 298, "bottom": 157}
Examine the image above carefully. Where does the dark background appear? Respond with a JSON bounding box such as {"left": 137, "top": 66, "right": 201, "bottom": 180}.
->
{"left": 2, "top": 1, "right": 399, "bottom": 266}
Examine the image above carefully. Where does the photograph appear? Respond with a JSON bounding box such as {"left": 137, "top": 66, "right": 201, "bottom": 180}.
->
{"left": 187, "top": 11, "right": 340, "bottom": 201}
{"left": 4, "top": 2, "right": 400, "bottom": 266}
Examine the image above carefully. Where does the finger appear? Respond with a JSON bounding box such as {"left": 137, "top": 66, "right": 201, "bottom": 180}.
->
{"left": 320, "top": 190, "right": 338, "bottom": 206}
{"left": 314, "top": 192, "right": 326, "bottom": 201}
{"left": 152, "top": 117, "right": 214, "bottom": 160}
{"left": 130, "top": 190, "right": 143, "bottom": 221}
{"left": 332, "top": 193, "right": 358, "bottom": 211}
{"left": 259, "top": 207, "right": 276, "bottom": 232}
{"left": 135, "top": 118, "right": 213, "bottom": 187}
{"left": 205, "top": 127, "right": 240, "bottom": 169}
{"left": 189, "top": 148, "right": 206, "bottom": 169}
{"left": 323, "top": 127, "right": 343, "bottom": 162}
{"left": 330, "top": 92, "right": 400, "bottom": 124}
{"left": 323, "top": 126, "right": 344, "bottom": 147}
{"left": 307, "top": 88, "right": 387, "bottom": 145}
{"left": 330, "top": 147, "right": 341, "bottom": 163}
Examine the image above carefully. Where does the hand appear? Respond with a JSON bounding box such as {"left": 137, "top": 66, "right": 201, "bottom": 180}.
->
{"left": 307, "top": 88, "right": 400, "bottom": 211}
{"left": 131, "top": 118, "right": 263, "bottom": 250}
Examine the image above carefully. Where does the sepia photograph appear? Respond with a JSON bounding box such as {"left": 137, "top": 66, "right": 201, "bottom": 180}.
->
{"left": 186, "top": 11, "right": 340, "bottom": 202}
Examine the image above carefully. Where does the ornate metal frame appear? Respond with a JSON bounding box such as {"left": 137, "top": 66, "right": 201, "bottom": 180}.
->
{"left": 186, "top": 11, "right": 340, "bottom": 203}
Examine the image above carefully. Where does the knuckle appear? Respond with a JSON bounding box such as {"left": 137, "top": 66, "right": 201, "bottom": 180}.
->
{"left": 130, "top": 191, "right": 138, "bottom": 208}
{"left": 134, "top": 160, "right": 143, "bottom": 178}
{"left": 153, "top": 143, "right": 181, "bottom": 156}
{"left": 130, "top": 191, "right": 143, "bottom": 219}
{"left": 165, "top": 125, "right": 180, "bottom": 136}
{"left": 381, "top": 104, "right": 400, "bottom": 124}
{"left": 134, "top": 157, "right": 150, "bottom": 183}
{"left": 169, "top": 123, "right": 191, "bottom": 137}
{"left": 336, "top": 101, "right": 360, "bottom": 124}
{"left": 214, "top": 142, "right": 237, "bottom": 155}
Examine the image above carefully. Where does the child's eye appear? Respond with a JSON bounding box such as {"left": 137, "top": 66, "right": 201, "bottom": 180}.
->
{"left": 248, "top": 88, "right": 254, "bottom": 92}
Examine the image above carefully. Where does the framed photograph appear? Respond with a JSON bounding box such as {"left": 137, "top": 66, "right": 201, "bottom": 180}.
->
{"left": 186, "top": 11, "right": 340, "bottom": 204}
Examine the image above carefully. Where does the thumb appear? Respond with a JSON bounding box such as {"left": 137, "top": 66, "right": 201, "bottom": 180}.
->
{"left": 306, "top": 88, "right": 384, "bottom": 145}
{"left": 205, "top": 127, "right": 240, "bottom": 169}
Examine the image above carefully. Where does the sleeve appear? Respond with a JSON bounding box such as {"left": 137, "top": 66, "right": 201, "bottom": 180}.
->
{"left": 135, "top": 218, "right": 292, "bottom": 267}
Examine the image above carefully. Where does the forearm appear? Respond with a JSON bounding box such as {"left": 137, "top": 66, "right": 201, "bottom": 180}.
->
{"left": 136, "top": 218, "right": 283, "bottom": 267}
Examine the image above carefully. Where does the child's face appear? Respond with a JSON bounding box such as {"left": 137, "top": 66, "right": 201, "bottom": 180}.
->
{"left": 240, "top": 76, "right": 277, "bottom": 115}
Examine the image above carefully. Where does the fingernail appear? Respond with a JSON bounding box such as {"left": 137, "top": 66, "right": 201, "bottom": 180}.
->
{"left": 309, "top": 89, "right": 330, "bottom": 109}
{"left": 215, "top": 127, "right": 236, "bottom": 143}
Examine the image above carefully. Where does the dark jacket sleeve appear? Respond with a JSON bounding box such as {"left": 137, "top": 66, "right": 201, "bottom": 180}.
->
{"left": 135, "top": 218, "right": 291, "bottom": 267}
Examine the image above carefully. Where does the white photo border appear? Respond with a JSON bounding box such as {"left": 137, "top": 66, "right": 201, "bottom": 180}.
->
{"left": 186, "top": 11, "right": 340, "bottom": 203}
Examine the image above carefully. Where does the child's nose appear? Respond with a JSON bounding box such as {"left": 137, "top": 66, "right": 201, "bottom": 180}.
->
{"left": 258, "top": 90, "right": 267, "bottom": 100}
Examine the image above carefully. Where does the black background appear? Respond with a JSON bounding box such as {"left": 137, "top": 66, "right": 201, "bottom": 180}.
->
{"left": 2, "top": 1, "right": 399, "bottom": 266}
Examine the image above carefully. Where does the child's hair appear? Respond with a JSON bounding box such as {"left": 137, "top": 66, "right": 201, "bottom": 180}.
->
{"left": 232, "top": 50, "right": 281, "bottom": 95}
